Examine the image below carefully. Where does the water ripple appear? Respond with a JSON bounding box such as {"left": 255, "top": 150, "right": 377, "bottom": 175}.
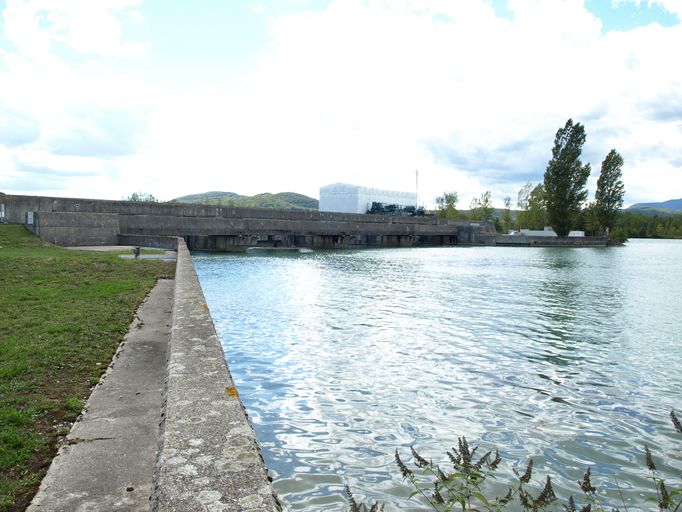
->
{"left": 194, "top": 241, "right": 682, "bottom": 511}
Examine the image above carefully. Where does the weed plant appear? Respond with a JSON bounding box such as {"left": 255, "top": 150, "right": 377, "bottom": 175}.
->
{"left": 347, "top": 411, "right": 682, "bottom": 511}
{"left": 0, "top": 225, "right": 174, "bottom": 511}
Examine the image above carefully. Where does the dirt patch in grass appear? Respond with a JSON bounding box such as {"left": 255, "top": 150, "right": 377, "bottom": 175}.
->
{"left": 0, "top": 225, "right": 175, "bottom": 511}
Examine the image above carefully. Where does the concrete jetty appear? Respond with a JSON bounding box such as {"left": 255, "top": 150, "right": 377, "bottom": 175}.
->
{"left": 151, "top": 240, "right": 281, "bottom": 511}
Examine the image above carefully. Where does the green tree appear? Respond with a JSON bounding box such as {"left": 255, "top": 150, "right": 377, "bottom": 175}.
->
{"left": 516, "top": 183, "right": 547, "bottom": 230}
{"left": 595, "top": 149, "right": 625, "bottom": 235}
{"left": 581, "top": 201, "right": 600, "bottom": 236}
{"left": 543, "top": 119, "right": 591, "bottom": 236}
{"left": 127, "top": 192, "right": 158, "bottom": 202}
{"left": 516, "top": 182, "right": 533, "bottom": 229}
{"left": 527, "top": 184, "right": 547, "bottom": 230}
{"left": 435, "top": 192, "right": 459, "bottom": 220}
{"left": 501, "top": 196, "right": 512, "bottom": 233}
{"left": 517, "top": 182, "right": 533, "bottom": 211}
{"left": 609, "top": 210, "right": 682, "bottom": 240}
{"left": 469, "top": 190, "right": 494, "bottom": 222}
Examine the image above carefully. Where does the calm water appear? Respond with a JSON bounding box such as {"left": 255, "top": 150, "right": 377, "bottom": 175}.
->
{"left": 193, "top": 239, "right": 682, "bottom": 510}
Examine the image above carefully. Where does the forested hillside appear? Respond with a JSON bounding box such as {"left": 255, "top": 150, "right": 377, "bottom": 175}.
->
{"left": 172, "top": 191, "right": 318, "bottom": 210}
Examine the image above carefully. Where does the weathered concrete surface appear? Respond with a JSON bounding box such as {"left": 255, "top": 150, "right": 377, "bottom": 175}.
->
{"left": 151, "top": 239, "right": 281, "bottom": 512}
{"left": 27, "top": 279, "right": 174, "bottom": 512}
{"left": 2, "top": 192, "right": 493, "bottom": 249}
{"left": 117, "top": 234, "right": 179, "bottom": 250}
{"left": 34, "top": 211, "right": 120, "bottom": 246}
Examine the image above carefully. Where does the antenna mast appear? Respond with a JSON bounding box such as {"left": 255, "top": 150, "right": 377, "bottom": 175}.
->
{"left": 415, "top": 169, "right": 419, "bottom": 207}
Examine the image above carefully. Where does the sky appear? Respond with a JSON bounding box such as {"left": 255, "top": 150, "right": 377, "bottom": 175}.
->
{"left": 0, "top": 0, "right": 681, "bottom": 208}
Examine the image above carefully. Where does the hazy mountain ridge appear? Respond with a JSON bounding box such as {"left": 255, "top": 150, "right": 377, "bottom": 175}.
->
{"left": 172, "top": 191, "right": 319, "bottom": 210}
{"left": 627, "top": 198, "right": 682, "bottom": 215}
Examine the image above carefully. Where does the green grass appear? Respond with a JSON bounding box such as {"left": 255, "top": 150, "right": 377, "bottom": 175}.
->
{"left": 0, "top": 225, "right": 174, "bottom": 511}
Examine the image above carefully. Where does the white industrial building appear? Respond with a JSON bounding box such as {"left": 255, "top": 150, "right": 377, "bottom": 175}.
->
{"left": 319, "top": 183, "right": 417, "bottom": 214}
{"left": 519, "top": 227, "right": 558, "bottom": 237}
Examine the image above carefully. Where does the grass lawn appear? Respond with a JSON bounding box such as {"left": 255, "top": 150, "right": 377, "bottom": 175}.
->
{"left": 0, "top": 225, "right": 175, "bottom": 512}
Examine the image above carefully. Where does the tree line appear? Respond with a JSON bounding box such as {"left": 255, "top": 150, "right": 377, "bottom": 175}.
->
{"left": 436, "top": 119, "right": 629, "bottom": 238}
{"left": 613, "top": 210, "right": 682, "bottom": 239}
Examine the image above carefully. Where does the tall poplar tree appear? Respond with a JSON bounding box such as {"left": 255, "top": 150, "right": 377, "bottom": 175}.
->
{"left": 543, "top": 119, "right": 591, "bottom": 236}
{"left": 595, "top": 149, "right": 625, "bottom": 234}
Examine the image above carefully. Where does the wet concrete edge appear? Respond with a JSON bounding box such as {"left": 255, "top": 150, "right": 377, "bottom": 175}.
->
{"left": 151, "top": 238, "right": 281, "bottom": 512}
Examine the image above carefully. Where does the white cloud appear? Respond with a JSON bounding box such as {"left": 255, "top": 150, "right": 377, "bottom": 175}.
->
{"left": 2, "top": 0, "right": 146, "bottom": 59}
{"left": 223, "top": 0, "right": 680, "bottom": 206}
{"left": 1, "top": 0, "right": 681, "bottom": 207}
{"left": 623, "top": 158, "right": 682, "bottom": 203}
{"left": 0, "top": 1, "right": 154, "bottom": 196}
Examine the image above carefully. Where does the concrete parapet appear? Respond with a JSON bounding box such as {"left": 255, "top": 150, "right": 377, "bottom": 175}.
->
{"left": 151, "top": 239, "right": 281, "bottom": 512}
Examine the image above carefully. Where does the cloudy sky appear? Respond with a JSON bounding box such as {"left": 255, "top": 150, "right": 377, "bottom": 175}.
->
{"left": 1, "top": 0, "right": 680, "bottom": 208}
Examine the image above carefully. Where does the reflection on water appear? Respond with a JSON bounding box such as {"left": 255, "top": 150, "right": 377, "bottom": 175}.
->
{"left": 194, "top": 240, "right": 682, "bottom": 511}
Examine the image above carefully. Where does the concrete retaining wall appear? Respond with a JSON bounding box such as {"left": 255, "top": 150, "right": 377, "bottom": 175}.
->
{"left": 152, "top": 239, "right": 281, "bottom": 511}
{"left": 117, "top": 234, "right": 179, "bottom": 250}
{"left": 34, "top": 211, "right": 120, "bottom": 246}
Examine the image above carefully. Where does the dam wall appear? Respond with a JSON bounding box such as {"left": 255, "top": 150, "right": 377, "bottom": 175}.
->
{"left": 152, "top": 238, "right": 281, "bottom": 511}
{"left": 1, "top": 192, "right": 491, "bottom": 248}
{"left": 117, "top": 233, "right": 179, "bottom": 250}
{"left": 33, "top": 211, "right": 120, "bottom": 246}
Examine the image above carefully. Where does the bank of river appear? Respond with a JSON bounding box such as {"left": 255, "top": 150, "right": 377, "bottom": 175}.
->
{"left": 193, "top": 239, "right": 682, "bottom": 510}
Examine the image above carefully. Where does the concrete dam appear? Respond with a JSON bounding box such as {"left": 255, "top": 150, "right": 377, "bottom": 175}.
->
{"left": 0, "top": 193, "right": 495, "bottom": 249}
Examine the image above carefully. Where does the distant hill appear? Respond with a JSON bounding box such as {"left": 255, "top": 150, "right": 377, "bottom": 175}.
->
{"left": 627, "top": 198, "right": 682, "bottom": 216}
{"left": 171, "top": 191, "right": 318, "bottom": 210}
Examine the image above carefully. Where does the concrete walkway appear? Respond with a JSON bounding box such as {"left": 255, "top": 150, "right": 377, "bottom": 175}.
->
{"left": 65, "top": 245, "right": 145, "bottom": 252}
{"left": 28, "top": 279, "right": 174, "bottom": 512}
{"left": 65, "top": 245, "right": 177, "bottom": 260}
